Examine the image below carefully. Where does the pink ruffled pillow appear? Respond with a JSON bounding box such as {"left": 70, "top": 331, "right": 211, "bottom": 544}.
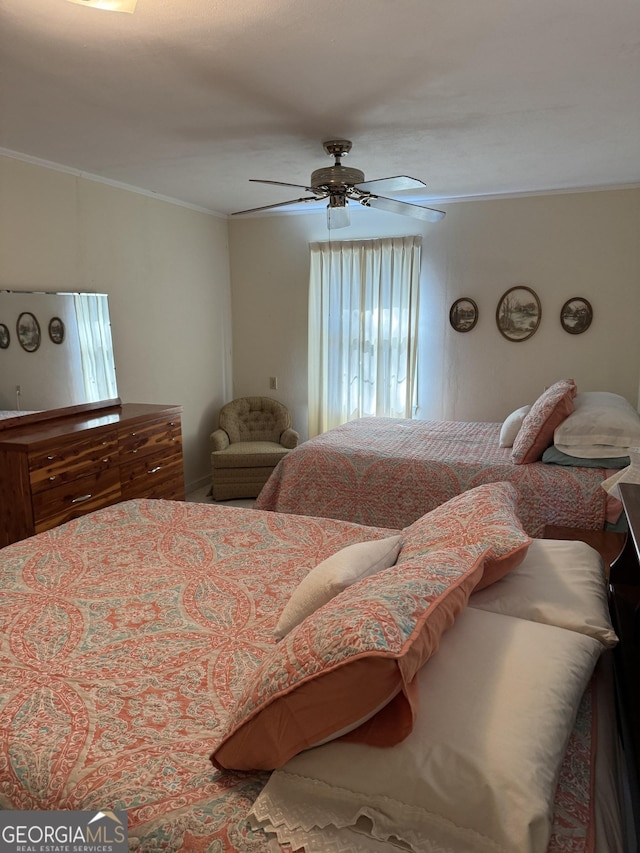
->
{"left": 511, "top": 379, "right": 577, "bottom": 465}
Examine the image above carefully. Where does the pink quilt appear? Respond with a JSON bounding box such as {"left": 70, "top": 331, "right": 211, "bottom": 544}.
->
{"left": 256, "top": 417, "right": 610, "bottom": 536}
{"left": 0, "top": 499, "right": 597, "bottom": 851}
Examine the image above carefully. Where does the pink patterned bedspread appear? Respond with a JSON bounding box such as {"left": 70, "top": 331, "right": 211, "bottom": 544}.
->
{"left": 256, "top": 417, "right": 611, "bottom": 537}
{"left": 0, "top": 499, "right": 597, "bottom": 851}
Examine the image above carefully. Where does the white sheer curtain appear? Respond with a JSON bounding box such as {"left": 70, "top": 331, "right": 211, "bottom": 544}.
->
{"left": 74, "top": 293, "right": 118, "bottom": 402}
{"left": 308, "top": 235, "right": 421, "bottom": 437}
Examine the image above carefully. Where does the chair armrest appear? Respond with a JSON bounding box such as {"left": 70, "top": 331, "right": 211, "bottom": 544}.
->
{"left": 210, "top": 429, "right": 230, "bottom": 452}
{"left": 280, "top": 428, "right": 299, "bottom": 449}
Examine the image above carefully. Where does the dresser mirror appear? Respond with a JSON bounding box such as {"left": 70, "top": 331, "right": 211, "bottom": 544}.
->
{"left": 0, "top": 291, "right": 118, "bottom": 428}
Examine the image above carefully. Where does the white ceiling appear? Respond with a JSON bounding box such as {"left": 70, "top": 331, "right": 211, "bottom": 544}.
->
{"left": 1, "top": 0, "right": 639, "bottom": 218}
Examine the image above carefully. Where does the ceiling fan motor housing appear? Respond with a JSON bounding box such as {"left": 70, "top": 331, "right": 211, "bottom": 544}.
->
{"left": 311, "top": 165, "right": 365, "bottom": 189}
{"left": 311, "top": 139, "right": 364, "bottom": 189}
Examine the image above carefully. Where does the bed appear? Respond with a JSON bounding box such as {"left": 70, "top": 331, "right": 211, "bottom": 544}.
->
{"left": 0, "top": 485, "right": 636, "bottom": 852}
{"left": 256, "top": 384, "right": 640, "bottom": 536}
{"left": 255, "top": 416, "right": 618, "bottom": 536}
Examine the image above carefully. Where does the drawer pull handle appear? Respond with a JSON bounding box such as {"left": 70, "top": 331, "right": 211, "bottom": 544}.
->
{"left": 131, "top": 449, "right": 138, "bottom": 454}
{"left": 71, "top": 494, "right": 93, "bottom": 504}
{"left": 47, "top": 455, "right": 55, "bottom": 461}
{"left": 131, "top": 432, "right": 137, "bottom": 437}
{"left": 49, "top": 476, "right": 56, "bottom": 481}
{"left": 102, "top": 457, "right": 110, "bottom": 463}
{"left": 148, "top": 465, "right": 162, "bottom": 474}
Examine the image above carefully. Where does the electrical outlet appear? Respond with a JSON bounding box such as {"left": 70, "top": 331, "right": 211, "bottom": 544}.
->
{"left": 269, "top": 377, "right": 278, "bottom": 390}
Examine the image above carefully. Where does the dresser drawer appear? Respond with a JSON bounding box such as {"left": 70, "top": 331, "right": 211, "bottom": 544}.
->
{"left": 118, "top": 416, "right": 182, "bottom": 461}
{"left": 29, "top": 430, "right": 119, "bottom": 494}
{"left": 120, "top": 450, "right": 185, "bottom": 501}
{"left": 33, "top": 467, "right": 122, "bottom": 534}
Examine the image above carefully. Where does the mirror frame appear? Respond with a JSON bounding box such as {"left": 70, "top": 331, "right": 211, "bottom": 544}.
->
{"left": 0, "top": 398, "right": 122, "bottom": 433}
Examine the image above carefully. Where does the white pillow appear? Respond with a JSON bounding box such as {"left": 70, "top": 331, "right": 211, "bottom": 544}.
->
{"left": 554, "top": 391, "right": 640, "bottom": 458}
{"left": 499, "top": 404, "right": 532, "bottom": 447}
{"left": 470, "top": 538, "right": 618, "bottom": 647}
{"left": 274, "top": 535, "right": 402, "bottom": 638}
{"left": 251, "top": 607, "right": 602, "bottom": 853}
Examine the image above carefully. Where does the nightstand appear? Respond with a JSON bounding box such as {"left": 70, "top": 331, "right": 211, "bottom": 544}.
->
{"left": 543, "top": 525, "right": 627, "bottom": 576}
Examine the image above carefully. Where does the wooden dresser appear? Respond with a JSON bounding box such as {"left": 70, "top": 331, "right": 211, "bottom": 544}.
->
{"left": 0, "top": 402, "right": 185, "bottom": 547}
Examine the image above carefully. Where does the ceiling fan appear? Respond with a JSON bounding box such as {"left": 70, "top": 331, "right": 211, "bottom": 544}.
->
{"left": 232, "top": 140, "right": 446, "bottom": 229}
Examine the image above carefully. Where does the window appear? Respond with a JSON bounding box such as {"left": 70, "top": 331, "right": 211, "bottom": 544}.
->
{"left": 74, "top": 293, "right": 118, "bottom": 402}
{"left": 308, "top": 235, "right": 421, "bottom": 437}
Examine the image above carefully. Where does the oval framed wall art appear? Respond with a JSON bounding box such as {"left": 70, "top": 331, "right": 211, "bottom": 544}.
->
{"left": 16, "top": 312, "right": 41, "bottom": 353}
{"left": 560, "top": 297, "right": 593, "bottom": 334}
{"left": 496, "top": 286, "right": 541, "bottom": 342}
{"left": 449, "top": 298, "right": 478, "bottom": 332}
{"left": 48, "top": 316, "right": 66, "bottom": 344}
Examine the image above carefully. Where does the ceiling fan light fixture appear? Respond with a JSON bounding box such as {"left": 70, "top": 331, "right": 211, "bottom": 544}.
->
{"left": 66, "top": 0, "right": 137, "bottom": 12}
{"left": 327, "top": 195, "right": 350, "bottom": 229}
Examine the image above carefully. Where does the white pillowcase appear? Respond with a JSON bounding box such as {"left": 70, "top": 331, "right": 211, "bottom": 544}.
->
{"left": 470, "top": 538, "right": 618, "bottom": 647}
{"left": 554, "top": 391, "right": 640, "bottom": 458}
{"left": 601, "top": 447, "right": 640, "bottom": 499}
{"left": 251, "top": 607, "right": 602, "bottom": 853}
{"left": 499, "top": 404, "right": 532, "bottom": 448}
{"left": 274, "top": 535, "right": 402, "bottom": 638}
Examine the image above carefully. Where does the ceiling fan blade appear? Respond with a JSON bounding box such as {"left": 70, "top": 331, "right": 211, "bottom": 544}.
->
{"left": 249, "top": 179, "right": 320, "bottom": 194}
{"left": 231, "top": 197, "right": 319, "bottom": 216}
{"left": 354, "top": 175, "right": 427, "bottom": 193}
{"left": 364, "top": 194, "right": 446, "bottom": 222}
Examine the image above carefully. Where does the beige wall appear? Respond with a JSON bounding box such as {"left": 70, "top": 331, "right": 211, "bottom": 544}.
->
{"left": 229, "top": 188, "right": 640, "bottom": 440}
{"left": 2, "top": 150, "right": 638, "bottom": 487}
{"left": 0, "top": 154, "right": 233, "bottom": 490}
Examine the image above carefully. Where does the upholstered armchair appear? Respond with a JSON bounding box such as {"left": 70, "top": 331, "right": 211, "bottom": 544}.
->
{"left": 210, "top": 397, "right": 299, "bottom": 500}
